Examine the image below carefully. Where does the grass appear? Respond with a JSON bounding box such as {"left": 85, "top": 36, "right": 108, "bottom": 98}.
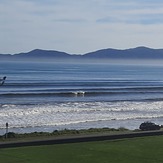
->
{"left": 0, "top": 135, "right": 163, "bottom": 163}
{"left": 0, "top": 127, "right": 130, "bottom": 142}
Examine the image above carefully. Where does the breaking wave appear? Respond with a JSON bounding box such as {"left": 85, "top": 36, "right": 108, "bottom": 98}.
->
{"left": 0, "top": 101, "right": 163, "bottom": 130}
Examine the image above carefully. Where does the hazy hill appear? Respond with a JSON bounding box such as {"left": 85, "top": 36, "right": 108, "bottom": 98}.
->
{"left": 1, "top": 47, "right": 163, "bottom": 60}
{"left": 14, "top": 49, "right": 72, "bottom": 58}
{"left": 83, "top": 47, "right": 163, "bottom": 59}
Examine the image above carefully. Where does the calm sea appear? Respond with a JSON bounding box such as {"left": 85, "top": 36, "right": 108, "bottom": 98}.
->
{"left": 1, "top": 60, "right": 163, "bottom": 134}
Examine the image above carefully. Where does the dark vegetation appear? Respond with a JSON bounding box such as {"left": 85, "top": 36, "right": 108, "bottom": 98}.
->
{"left": 139, "top": 121, "right": 161, "bottom": 131}
{"left": 0, "top": 121, "right": 163, "bottom": 141}
{"left": 0, "top": 127, "right": 129, "bottom": 141}
{"left": 0, "top": 122, "right": 162, "bottom": 142}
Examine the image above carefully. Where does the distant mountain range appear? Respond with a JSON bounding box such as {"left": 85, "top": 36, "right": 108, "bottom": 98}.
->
{"left": 1, "top": 46, "right": 163, "bottom": 61}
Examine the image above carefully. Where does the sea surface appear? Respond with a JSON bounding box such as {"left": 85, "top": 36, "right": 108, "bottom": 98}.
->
{"left": 1, "top": 60, "right": 163, "bottom": 134}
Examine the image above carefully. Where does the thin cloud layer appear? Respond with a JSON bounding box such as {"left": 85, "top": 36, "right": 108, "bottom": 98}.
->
{"left": 1, "top": 0, "right": 163, "bottom": 54}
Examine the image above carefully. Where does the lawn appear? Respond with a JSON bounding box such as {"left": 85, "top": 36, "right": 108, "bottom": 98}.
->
{"left": 0, "top": 136, "right": 163, "bottom": 163}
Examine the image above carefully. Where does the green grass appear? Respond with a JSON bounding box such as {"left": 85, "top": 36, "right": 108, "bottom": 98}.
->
{"left": 1, "top": 136, "right": 163, "bottom": 163}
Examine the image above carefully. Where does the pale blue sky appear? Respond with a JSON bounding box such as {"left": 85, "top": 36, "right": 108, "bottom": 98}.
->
{"left": 1, "top": 0, "right": 163, "bottom": 54}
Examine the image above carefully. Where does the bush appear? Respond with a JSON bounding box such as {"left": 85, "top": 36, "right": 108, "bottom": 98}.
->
{"left": 4, "top": 132, "right": 16, "bottom": 138}
{"left": 139, "top": 122, "right": 160, "bottom": 131}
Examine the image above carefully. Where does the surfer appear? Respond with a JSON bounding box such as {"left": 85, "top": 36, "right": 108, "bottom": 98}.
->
{"left": 0, "top": 76, "right": 6, "bottom": 86}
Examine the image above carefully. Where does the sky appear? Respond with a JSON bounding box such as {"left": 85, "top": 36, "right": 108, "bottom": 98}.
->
{"left": 1, "top": 0, "right": 163, "bottom": 54}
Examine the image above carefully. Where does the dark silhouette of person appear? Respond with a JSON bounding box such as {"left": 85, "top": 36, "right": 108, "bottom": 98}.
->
{"left": 0, "top": 76, "right": 6, "bottom": 86}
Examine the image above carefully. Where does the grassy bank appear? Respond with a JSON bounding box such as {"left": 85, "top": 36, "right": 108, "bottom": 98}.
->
{"left": 0, "top": 135, "right": 163, "bottom": 163}
{"left": 0, "top": 127, "right": 130, "bottom": 142}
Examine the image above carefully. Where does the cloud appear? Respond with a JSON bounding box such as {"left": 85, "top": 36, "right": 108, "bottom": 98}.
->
{"left": 128, "top": 14, "right": 163, "bottom": 25}
{"left": 97, "top": 13, "right": 163, "bottom": 25}
{"left": 95, "top": 0, "right": 163, "bottom": 25}
{"left": 53, "top": 18, "right": 87, "bottom": 23}
{"left": 1, "top": 0, "right": 163, "bottom": 54}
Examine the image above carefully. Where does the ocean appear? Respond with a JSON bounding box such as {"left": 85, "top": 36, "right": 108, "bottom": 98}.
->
{"left": 1, "top": 60, "right": 163, "bottom": 135}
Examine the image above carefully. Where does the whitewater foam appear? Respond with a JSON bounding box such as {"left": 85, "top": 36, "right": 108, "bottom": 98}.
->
{"left": 0, "top": 101, "right": 163, "bottom": 131}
